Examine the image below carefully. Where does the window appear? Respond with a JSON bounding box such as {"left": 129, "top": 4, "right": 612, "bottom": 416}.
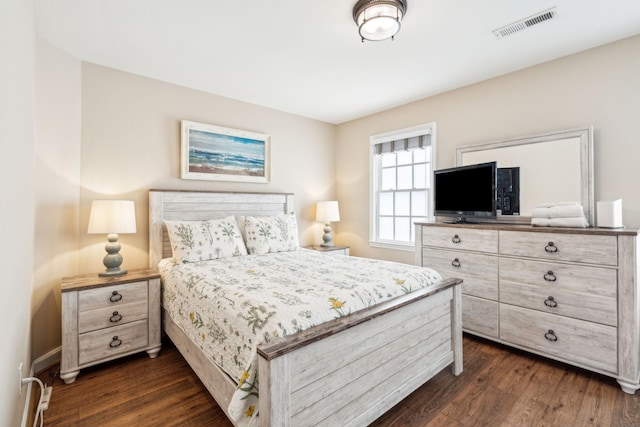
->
{"left": 370, "top": 123, "right": 436, "bottom": 250}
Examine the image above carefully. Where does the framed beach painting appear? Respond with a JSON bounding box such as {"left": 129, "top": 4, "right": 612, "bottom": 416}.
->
{"left": 180, "top": 120, "right": 271, "bottom": 183}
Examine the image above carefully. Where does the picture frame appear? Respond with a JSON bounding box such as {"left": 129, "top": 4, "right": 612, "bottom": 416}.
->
{"left": 180, "top": 120, "right": 271, "bottom": 183}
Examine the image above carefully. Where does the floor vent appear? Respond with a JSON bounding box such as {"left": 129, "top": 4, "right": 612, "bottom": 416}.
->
{"left": 493, "top": 7, "right": 557, "bottom": 39}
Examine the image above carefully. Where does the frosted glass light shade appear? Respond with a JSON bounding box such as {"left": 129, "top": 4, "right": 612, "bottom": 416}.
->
{"left": 316, "top": 201, "right": 340, "bottom": 222}
{"left": 353, "top": 0, "right": 407, "bottom": 42}
{"left": 88, "top": 200, "right": 137, "bottom": 234}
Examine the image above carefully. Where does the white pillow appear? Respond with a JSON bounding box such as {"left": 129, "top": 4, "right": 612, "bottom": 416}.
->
{"left": 244, "top": 213, "right": 299, "bottom": 254}
{"left": 165, "top": 216, "right": 247, "bottom": 263}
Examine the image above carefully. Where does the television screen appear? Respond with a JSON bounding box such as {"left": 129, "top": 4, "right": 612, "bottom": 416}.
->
{"left": 434, "top": 161, "right": 497, "bottom": 222}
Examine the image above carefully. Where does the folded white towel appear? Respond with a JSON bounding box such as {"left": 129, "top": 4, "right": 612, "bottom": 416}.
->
{"left": 531, "top": 216, "right": 589, "bottom": 228}
{"left": 531, "top": 204, "right": 585, "bottom": 219}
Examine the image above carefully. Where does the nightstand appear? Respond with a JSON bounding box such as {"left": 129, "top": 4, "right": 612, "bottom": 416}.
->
{"left": 305, "top": 245, "right": 350, "bottom": 255}
{"left": 60, "top": 268, "right": 162, "bottom": 384}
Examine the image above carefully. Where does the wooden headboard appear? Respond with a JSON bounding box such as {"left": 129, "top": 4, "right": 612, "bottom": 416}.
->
{"left": 148, "top": 189, "right": 295, "bottom": 268}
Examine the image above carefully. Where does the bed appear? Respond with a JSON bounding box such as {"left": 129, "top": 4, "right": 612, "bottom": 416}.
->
{"left": 149, "top": 189, "right": 463, "bottom": 426}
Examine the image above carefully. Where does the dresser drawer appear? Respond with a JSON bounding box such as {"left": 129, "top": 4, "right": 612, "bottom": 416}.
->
{"left": 78, "top": 300, "right": 149, "bottom": 333}
{"left": 500, "top": 258, "right": 617, "bottom": 326}
{"left": 78, "top": 319, "right": 149, "bottom": 366}
{"left": 462, "top": 295, "right": 498, "bottom": 338}
{"left": 422, "top": 226, "right": 498, "bottom": 253}
{"left": 499, "top": 231, "right": 617, "bottom": 266}
{"left": 500, "top": 304, "right": 617, "bottom": 373}
{"left": 78, "top": 281, "right": 148, "bottom": 312}
{"left": 423, "top": 248, "right": 498, "bottom": 300}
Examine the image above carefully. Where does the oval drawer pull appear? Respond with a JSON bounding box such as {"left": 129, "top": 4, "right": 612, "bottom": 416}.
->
{"left": 543, "top": 271, "right": 557, "bottom": 282}
{"left": 451, "top": 258, "right": 461, "bottom": 268}
{"left": 544, "top": 329, "right": 558, "bottom": 342}
{"left": 110, "top": 336, "right": 123, "bottom": 348}
{"left": 451, "top": 234, "right": 461, "bottom": 244}
{"left": 544, "top": 296, "right": 558, "bottom": 308}
{"left": 544, "top": 242, "right": 558, "bottom": 253}
{"left": 110, "top": 311, "right": 123, "bottom": 323}
{"left": 110, "top": 291, "right": 123, "bottom": 303}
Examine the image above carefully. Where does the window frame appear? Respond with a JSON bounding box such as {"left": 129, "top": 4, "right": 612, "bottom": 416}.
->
{"left": 369, "top": 122, "right": 437, "bottom": 251}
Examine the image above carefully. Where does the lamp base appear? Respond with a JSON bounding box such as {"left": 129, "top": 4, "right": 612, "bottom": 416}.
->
{"left": 321, "top": 222, "right": 335, "bottom": 247}
{"left": 99, "top": 268, "right": 128, "bottom": 277}
{"left": 100, "top": 233, "right": 127, "bottom": 277}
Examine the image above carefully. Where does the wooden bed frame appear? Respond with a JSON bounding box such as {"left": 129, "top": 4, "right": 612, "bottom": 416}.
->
{"left": 149, "top": 189, "right": 463, "bottom": 426}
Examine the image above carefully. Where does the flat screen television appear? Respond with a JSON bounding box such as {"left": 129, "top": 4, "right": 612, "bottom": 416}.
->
{"left": 434, "top": 161, "right": 497, "bottom": 223}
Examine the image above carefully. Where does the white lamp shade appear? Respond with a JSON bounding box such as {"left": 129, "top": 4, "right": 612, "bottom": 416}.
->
{"left": 88, "top": 200, "right": 137, "bottom": 234}
{"left": 316, "top": 201, "right": 340, "bottom": 222}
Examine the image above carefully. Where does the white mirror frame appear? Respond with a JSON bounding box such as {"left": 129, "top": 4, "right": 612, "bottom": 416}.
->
{"left": 456, "top": 126, "right": 594, "bottom": 225}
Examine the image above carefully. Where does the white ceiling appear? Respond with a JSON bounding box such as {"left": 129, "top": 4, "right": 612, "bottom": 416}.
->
{"left": 35, "top": 0, "right": 640, "bottom": 124}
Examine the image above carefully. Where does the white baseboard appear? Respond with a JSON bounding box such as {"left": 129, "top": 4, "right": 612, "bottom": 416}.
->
{"left": 33, "top": 346, "right": 61, "bottom": 375}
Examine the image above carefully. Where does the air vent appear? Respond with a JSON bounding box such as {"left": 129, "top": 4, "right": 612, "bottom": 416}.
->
{"left": 493, "top": 7, "right": 557, "bottom": 39}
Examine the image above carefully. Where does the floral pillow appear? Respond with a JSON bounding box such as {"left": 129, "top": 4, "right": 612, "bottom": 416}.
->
{"left": 244, "top": 213, "right": 299, "bottom": 254}
{"left": 165, "top": 216, "right": 247, "bottom": 263}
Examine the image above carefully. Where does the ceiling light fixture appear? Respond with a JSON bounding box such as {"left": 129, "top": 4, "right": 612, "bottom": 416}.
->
{"left": 353, "top": 0, "right": 407, "bottom": 42}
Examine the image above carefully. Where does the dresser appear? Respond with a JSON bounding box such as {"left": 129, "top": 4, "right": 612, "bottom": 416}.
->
{"left": 416, "top": 222, "right": 640, "bottom": 394}
{"left": 60, "top": 268, "right": 162, "bottom": 384}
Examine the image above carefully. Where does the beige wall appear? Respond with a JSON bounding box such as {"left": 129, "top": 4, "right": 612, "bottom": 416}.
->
{"left": 78, "top": 63, "right": 337, "bottom": 274}
{"left": 336, "top": 34, "right": 640, "bottom": 264}
{"left": 1, "top": 0, "right": 36, "bottom": 425}
{"left": 33, "top": 38, "right": 82, "bottom": 361}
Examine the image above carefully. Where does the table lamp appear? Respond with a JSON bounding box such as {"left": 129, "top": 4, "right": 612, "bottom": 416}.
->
{"left": 316, "top": 201, "right": 340, "bottom": 247}
{"left": 88, "top": 200, "right": 137, "bottom": 276}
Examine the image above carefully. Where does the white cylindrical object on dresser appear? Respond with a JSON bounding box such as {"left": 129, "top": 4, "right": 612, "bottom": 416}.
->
{"left": 596, "top": 199, "right": 623, "bottom": 228}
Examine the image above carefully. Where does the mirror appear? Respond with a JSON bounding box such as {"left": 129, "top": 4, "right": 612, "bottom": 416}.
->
{"left": 456, "top": 126, "right": 594, "bottom": 225}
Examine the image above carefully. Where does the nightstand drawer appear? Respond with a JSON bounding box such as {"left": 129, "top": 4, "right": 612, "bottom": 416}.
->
{"left": 78, "top": 300, "right": 149, "bottom": 333}
{"left": 78, "top": 320, "right": 149, "bottom": 365}
{"left": 78, "top": 281, "right": 148, "bottom": 312}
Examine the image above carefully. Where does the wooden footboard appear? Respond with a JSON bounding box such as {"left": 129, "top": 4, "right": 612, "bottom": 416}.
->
{"left": 258, "top": 278, "right": 462, "bottom": 427}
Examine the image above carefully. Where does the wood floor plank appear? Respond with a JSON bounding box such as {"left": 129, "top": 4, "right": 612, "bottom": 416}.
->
{"left": 572, "top": 375, "right": 617, "bottom": 427}
{"left": 539, "top": 366, "right": 590, "bottom": 426}
{"left": 36, "top": 335, "right": 639, "bottom": 427}
{"left": 613, "top": 390, "right": 640, "bottom": 427}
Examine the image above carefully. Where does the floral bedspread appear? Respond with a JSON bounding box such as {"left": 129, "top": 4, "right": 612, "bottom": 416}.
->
{"left": 158, "top": 249, "right": 442, "bottom": 426}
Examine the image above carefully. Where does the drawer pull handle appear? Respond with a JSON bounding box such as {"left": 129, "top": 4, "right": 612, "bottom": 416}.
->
{"left": 543, "top": 271, "right": 557, "bottom": 282}
{"left": 451, "top": 258, "right": 461, "bottom": 268}
{"left": 110, "top": 336, "right": 122, "bottom": 348}
{"left": 544, "top": 329, "right": 558, "bottom": 342}
{"left": 110, "top": 311, "right": 123, "bottom": 323}
{"left": 451, "top": 234, "right": 461, "bottom": 244}
{"left": 110, "top": 291, "right": 123, "bottom": 303}
{"left": 544, "top": 296, "right": 558, "bottom": 308}
{"left": 544, "top": 242, "right": 558, "bottom": 253}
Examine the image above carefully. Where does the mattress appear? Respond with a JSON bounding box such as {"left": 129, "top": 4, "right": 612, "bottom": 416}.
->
{"left": 159, "top": 248, "right": 442, "bottom": 425}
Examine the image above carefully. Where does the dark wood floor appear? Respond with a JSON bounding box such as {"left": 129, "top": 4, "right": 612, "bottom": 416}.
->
{"left": 37, "top": 335, "right": 640, "bottom": 426}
